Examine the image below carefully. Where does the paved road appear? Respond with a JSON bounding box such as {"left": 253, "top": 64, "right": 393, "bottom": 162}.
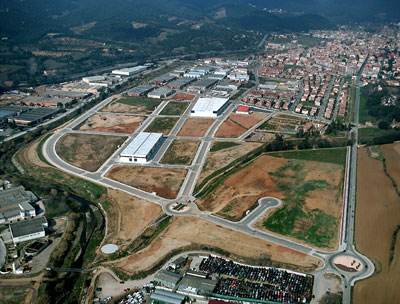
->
{"left": 42, "top": 74, "right": 374, "bottom": 304}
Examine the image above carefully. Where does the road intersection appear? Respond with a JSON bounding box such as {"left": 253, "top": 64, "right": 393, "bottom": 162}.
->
{"left": 42, "top": 80, "right": 374, "bottom": 303}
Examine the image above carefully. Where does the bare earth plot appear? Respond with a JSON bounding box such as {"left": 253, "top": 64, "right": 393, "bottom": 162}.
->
{"left": 172, "top": 93, "right": 196, "bottom": 101}
{"left": 115, "top": 216, "right": 322, "bottom": 275}
{"left": 382, "top": 141, "right": 400, "bottom": 186}
{"left": 160, "top": 140, "right": 200, "bottom": 165}
{"left": 215, "top": 113, "right": 268, "bottom": 138}
{"left": 197, "top": 142, "right": 263, "bottom": 186}
{"left": 257, "top": 113, "right": 308, "bottom": 134}
{"left": 354, "top": 146, "right": 400, "bottom": 304}
{"left": 145, "top": 117, "right": 179, "bottom": 135}
{"left": 78, "top": 113, "right": 146, "bottom": 134}
{"left": 103, "top": 189, "right": 162, "bottom": 245}
{"left": 106, "top": 165, "right": 187, "bottom": 199}
{"left": 101, "top": 97, "right": 163, "bottom": 115}
{"left": 160, "top": 101, "right": 189, "bottom": 116}
{"left": 56, "top": 134, "right": 126, "bottom": 172}
{"left": 0, "top": 287, "right": 32, "bottom": 304}
{"left": 177, "top": 118, "right": 215, "bottom": 137}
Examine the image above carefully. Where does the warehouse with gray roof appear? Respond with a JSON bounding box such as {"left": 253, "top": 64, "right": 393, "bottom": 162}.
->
{"left": 154, "top": 269, "right": 183, "bottom": 288}
{"left": 119, "top": 132, "right": 164, "bottom": 164}
{"left": 150, "top": 289, "right": 185, "bottom": 304}
{"left": 10, "top": 216, "right": 48, "bottom": 244}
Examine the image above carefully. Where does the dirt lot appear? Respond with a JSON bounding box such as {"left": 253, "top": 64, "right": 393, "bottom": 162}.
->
{"left": 115, "top": 216, "right": 322, "bottom": 275}
{"left": 161, "top": 140, "right": 200, "bottom": 165}
{"left": 78, "top": 113, "right": 146, "bottom": 133}
{"left": 106, "top": 165, "right": 187, "bottom": 199}
{"left": 215, "top": 113, "right": 267, "bottom": 138}
{"left": 172, "top": 93, "right": 196, "bottom": 101}
{"left": 353, "top": 146, "right": 400, "bottom": 304}
{"left": 104, "top": 189, "right": 162, "bottom": 245}
{"left": 101, "top": 97, "right": 162, "bottom": 115}
{"left": 177, "top": 118, "right": 215, "bottom": 137}
{"left": 56, "top": 134, "right": 126, "bottom": 172}
{"left": 257, "top": 113, "right": 309, "bottom": 133}
{"left": 381, "top": 141, "right": 400, "bottom": 186}
{"left": 197, "top": 142, "right": 263, "bottom": 185}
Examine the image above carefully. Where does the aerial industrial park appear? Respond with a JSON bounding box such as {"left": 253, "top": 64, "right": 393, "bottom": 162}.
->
{"left": 0, "top": 8, "right": 399, "bottom": 304}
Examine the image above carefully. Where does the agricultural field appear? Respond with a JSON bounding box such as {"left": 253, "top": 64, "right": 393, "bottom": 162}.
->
{"left": 177, "top": 118, "right": 215, "bottom": 137}
{"left": 114, "top": 216, "right": 322, "bottom": 276}
{"left": 256, "top": 114, "right": 309, "bottom": 134}
{"left": 56, "top": 134, "right": 126, "bottom": 172}
{"left": 145, "top": 117, "right": 178, "bottom": 135}
{"left": 215, "top": 112, "right": 268, "bottom": 138}
{"left": 160, "top": 101, "right": 189, "bottom": 116}
{"left": 78, "top": 113, "right": 146, "bottom": 134}
{"left": 101, "top": 97, "right": 163, "bottom": 115}
{"left": 106, "top": 165, "right": 187, "bottom": 199}
{"left": 197, "top": 142, "right": 263, "bottom": 185}
{"left": 354, "top": 145, "right": 400, "bottom": 304}
{"left": 160, "top": 140, "right": 200, "bottom": 165}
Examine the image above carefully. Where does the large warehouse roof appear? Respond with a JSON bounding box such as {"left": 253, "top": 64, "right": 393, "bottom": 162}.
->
{"left": 192, "top": 97, "right": 229, "bottom": 114}
{"left": 120, "top": 132, "right": 163, "bottom": 157}
{"left": 10, "top": 217, "right": 47, "bottom": 238}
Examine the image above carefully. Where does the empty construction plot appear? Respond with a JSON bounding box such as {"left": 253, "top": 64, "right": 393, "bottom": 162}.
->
{"left": 101, "top": 97, "right": 163, "bottom": 115}
{"left": 172, "top": 93, "right": 196, "bottom": 101}
{"left": 215, "top": 112, "right": 268, "bottom": 138}
{"left": 257, "top": 113, "right": 308, "bottom": 134}
{"left": 177, "top": 118, "right": 215, "bottom": 137}
{"left": 354, "top": 145, "right": 400, "bottom": 304}
{"left": 145, "top": 117, "right": 179, "bottom": 135}
{"left": 106, "top": 165, "right": 187, "bottom": 199}
{"left": 56, "top": 134, "right": 126, "bottom": 172}
{"left": 160, "top": 101, "right": 189, "bottom": 116}
{"left": 78, "top": 113, "right": 146, "bottom": 134}
{"left": 160, "top": 139, "right": 200, "bottom": 165}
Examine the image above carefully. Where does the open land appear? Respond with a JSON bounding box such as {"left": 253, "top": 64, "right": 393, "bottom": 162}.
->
{"left": 56, "top": 134, "right": 126, "bottom": 172}
{"left": 160, "top": 101, "right": 189, "bottom": 116}
{"left": 145, "top": 117, "right": 179, "bottom": 135}
{"left": 160, "top": 140, "right": 200, "bottom": 165}
{"left": 215, "top": 113, "right": 268, "bottom": 138}
{"left": 353, "top": 145, "right": 400, "bottom": 304}
{"left": 106, "top": 165, "right": 187, "bottom": 199}
{"left": 114, "top": 216, "right": 322, "bottom": 275}
{"left": 172, "top": 93, "right": 196, "bottom": 101}
{"left": 103, "top": 189, "right": 162, "bottom": 245}
{"left": 197, "top": 142, "right": 263, "bottom": 185}
{"left": 381, "top": 141, "right": 400, "bottom": 186}
{"left": 78, "top": 113, "right": 146, "bottom": 134}
{"left": 101, "top": 97, "right": 162, "bottom": 115}
{"left": 257, "top": 113, "right": 309, "bottom": 133}
{"left": 0, "top": 287, "right": 31, "bottom": 304}
{"left": 177, "top": 118, "right": 215, "bottom": 137}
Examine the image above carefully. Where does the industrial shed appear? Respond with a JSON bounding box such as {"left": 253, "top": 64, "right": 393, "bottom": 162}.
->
{"left": 154, "top": 269, "right": 183, "bottom": 288}
{"left": 150, "top": 289, "right": 185, "bottom": 304}
{"left": 10, "top": 216, "right": 48, "bottom": 244}
{"left": 119, "top": 132, "right": 163, "bottom": 164}
{"left": 191, "top": 97, "right": 230, "bottom": 118}
{"left": 177, "top": 274, "right": 217, "bottom": 295}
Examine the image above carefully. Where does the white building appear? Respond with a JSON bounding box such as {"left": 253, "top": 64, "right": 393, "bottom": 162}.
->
{"left": 10, "top": 217, "right": 47, "bottom": 244}
{"left": 112, "top": 66, "right": 147, "bottom": 76}
{"left": 119, "top": 132, "right": 164, "bottom": 164}
{"left": 0, "top": 186, "right": 37, "bottom": 224}
{"left": 190, "top": 97, "right": 230, "bottom": 117}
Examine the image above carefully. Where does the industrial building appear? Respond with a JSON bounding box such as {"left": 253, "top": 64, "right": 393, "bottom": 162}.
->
{"left": 0, "top": 186, "right": 37, "bottom": 223}
{"left": 154, "top": 269, "right": 183, "bottom": 288}
{"left": 191, "top": 97, "right": 230, "bottom": 118}
{"left": 18, "top": 96, "right": 73, "bottom": 108}
{"left": 152, "top": 74, "right": 176, "bottom": 86}
{"left": 166, "top": 77, "right": 195, "bottom": 90}
{"left": 10, "top": 107, "right": 62, "bottom": 125}
{"left": 40, "top": 90, "right": 89, "bottom": 99}
{"left": 177, "top": 274, "right": 217, "bottom": 295}
{"left": 127, "top": 84, "right": 155, "bottom": 97}
{"left": 112, "top": 66, "right": 147, "bottom": 76}
{"left": 10, "top": 216, "right": 48, "bottom": 244}
{"left": 187, "top": 78, "right": 218, "bottom": 94}
{"left": 148, "top": 87, "right": 174, "bottom": 99}
{"left": 119, "top": 132, "right": 163, "bottom": 164}
{"left": 150, "top": 289, "right": 185, "bottom": 304}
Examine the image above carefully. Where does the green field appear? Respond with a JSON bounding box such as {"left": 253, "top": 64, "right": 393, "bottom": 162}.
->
{"left": 268, "top": 147, "right": 347, "bottom": 166}
{"left": 358, "top": 127, "right": 381, "bottom": 141}
{"left": 210, "top": 141, "right": 241, "bottom": 152}
{"left": 117, "top": 96, "right": 162, "bottom": 111}
{"left": 0, "top": 287, "right": 31, "bottom": 304}
{"left": 358, "top": 87, "right": 375, "bottom": 124}
{"left": 145, "top": 117, "right": 178, "bottom": 135}
{"left": 160, "top": 101, "right": 189, "bottom": 116}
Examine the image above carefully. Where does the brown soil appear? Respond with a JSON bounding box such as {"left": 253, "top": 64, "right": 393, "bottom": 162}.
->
{"left": 198, "top": 142, "right": 263, "bottom": 185}
{"left": 105, "top": 189, "right": 162, "bottom": 244}
{"left": 381, "top": 141, "right": 400, "bottom": 186}
{"left": 197, "top": 155, "right": 288, "bottom": 220}
{"left": 172, "top": 93, "right": 196, "bottom": 101}
{"left": 160, "top": 140, "right": 200, "bottom": 165}
{"left": 115, "top": 216, "right": 322, "bottom": 274}
{"left": 78, "top": 113, "right": 146, "bottom": 134}
{"left": 56, "top": 134, "right": 126, "bottom": 172}
{"left": 106, "top": 165, "right": 187, "bottom": 199}
{"left": 177, "top": 118, "right": 215, "bottom": 137}
{"left": 100, "top": 101, "right": 151, "bottom": 115}
{"left": 353, "top": 146, "right": 400, "bottom": 304}
{"left": 19, "top": 138, "right": 51, "bottom": 169}
{"left": 215, "top": 113, "right": 267, "bottom": 138}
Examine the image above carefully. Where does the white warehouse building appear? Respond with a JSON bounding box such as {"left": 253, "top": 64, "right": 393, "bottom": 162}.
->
{"left": 119, "top": 132, "right": 164, "bottom": 164}
{"left": 112, "top": 65, "right": 147, "bottom": 76}
{"left": 191, "top": 97, "right": 230, "bottom": 118}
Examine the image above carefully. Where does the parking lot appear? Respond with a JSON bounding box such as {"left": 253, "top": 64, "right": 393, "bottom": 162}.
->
{"left": 199, "top": 256, "right": 312, "bottom": 303}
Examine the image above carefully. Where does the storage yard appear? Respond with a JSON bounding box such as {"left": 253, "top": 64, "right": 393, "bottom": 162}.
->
{"left": 78, "top": 113, "right": 147, "bottom": 134}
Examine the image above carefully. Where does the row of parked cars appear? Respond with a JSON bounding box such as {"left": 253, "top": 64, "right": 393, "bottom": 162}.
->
{"left": 118, "top": 291, "right": 144, "bottom": 304}
{"left": 199, "top": 255, "right": 311, "bottom": 303}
